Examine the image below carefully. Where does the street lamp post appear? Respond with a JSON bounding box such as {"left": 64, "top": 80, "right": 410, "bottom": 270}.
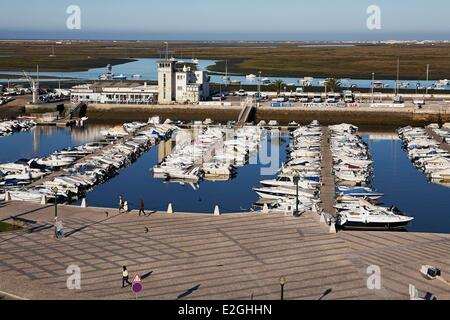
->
{"left": 52, "top": 186, "right": 58, "bottom": 237}
{"left": 293, "top": 172, "right": 300, "bottom": 217}
{"left": 279, "top": 276, "right": 286, "bottom": 301}
{"left": 371, "top": 72, "right": 375, "bottom": 103}
{"left": 258, "top": 71, "right": 262, "bottom": 98}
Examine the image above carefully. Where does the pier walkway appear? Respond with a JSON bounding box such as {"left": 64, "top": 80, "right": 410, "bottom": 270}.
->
{"left": 320, "top": 127, "right": 336, "bottom": 215}
{"left": 1, "top": 201, "right": 449, "bottom": 300}
{"left": 237, "top": 104, "right": 255, "bottom": 127}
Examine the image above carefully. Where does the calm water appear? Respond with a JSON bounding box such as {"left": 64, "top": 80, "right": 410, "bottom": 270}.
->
{"left": 1, "top": 125, "right": 449, "bottom": 233}
{"left": 0, "top": 125, "right": 108, "bottom": 163}
{"left": 366, "top": 135, "right": 450, "bottom": 234}
{"left": 0, "top": 58, "right": 443, "bottom": 90}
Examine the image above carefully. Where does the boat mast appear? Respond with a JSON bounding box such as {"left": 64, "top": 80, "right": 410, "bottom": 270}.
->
{"left": 395, "top": 57, "right": 400, "bottom": 96}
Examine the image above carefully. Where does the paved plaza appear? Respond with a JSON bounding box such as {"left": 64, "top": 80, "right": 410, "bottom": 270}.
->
{"left": 0, "top": 202, "right": 450, "bottom": 300}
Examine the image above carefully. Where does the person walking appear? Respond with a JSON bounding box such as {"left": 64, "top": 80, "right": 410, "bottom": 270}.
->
{"left": 122, "top": 266, "right": 132, "bottom": 288}
{"left": 124, "top": 201, "right": 129, "bottom": 213}
{"left": 119, "top": 195, "right": 125, "bottom": 213}
{"left": 139, "top": 199, "right": 145, "bottom": 216}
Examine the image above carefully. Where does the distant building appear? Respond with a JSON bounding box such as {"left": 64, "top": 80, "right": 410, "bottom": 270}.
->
{"left": 70, "top": 82, "right": 157, "bottom": 104}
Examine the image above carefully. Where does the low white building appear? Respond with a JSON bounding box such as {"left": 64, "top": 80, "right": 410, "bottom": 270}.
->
{"left": 71, "top": 82, "right": 158, "bottom": 104}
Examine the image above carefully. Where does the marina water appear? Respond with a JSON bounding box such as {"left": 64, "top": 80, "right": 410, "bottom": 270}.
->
{"left": 1, "top": 124, "right": 449, "bottom": 233}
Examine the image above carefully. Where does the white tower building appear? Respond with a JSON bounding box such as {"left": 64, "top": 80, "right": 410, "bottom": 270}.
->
{"left": 157, "top": 59, "right": 177, "bottom": 104}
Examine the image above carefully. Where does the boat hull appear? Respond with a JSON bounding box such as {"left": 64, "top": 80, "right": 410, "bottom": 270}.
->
{"left": 338, "top": 220, "right": 411, "bottom": 231}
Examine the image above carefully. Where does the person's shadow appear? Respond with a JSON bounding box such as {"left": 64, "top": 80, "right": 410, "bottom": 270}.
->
{"left": 141, "top": 271, "right": 153, "bottom": 280}
{"left": 177, "top": 284, "right": 201, "bottom": 300}
{"left": 318, "top": 288, "right": 332, "bottom": 300}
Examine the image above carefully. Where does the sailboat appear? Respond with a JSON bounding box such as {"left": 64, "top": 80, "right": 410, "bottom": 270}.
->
{"left": 223, "top": 60, "right": 230, "bottom": 83}
{"left": 191, "top": 52, "right": 199, "bottom": 65}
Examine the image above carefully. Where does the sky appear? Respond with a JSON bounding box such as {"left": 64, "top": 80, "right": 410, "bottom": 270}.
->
{"left": 0, "top": 0, "right": 449, "bottom": 41}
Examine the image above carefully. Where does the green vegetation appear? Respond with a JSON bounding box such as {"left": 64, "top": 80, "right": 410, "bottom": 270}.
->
{"left": 0, "top": 221, "right": 22, "bottom": 233}
{"left": 325, "top": 78, "right": 341, "bottom": 92}
{"left": 1, "top": 40, "right": 450, "bottom": 79}
{"left": 271, "top": 80, "right": 286, "bottom": 94}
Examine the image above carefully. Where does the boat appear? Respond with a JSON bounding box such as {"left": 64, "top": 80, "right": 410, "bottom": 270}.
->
{"left": 337, "top": 206, "right": 414, "bottom": 230}
{"left": 336, "top": 186, "right": 384, "bottom": 201}
{"left": 223, "top": 60, "right": 230, "bottom": 82}
{"left": 253, "top": 186, "right": 317, "bottom": 200}
{"left": 7, "top": 190, "right": 43, "bottom": 203}
{"left": 202, "top": 163, "right": 235, "bottom": 177}
{"left": 246, "top": 74, "right": 257, "bottom": 81}
{"left": 112, "top": 74, "right": 127, "bottom": 81}
{"left": 260, "top": 174, "right": 320, "bottom": 190}
{"left": 372, "top": 81, "right": 384, "bottom": 89}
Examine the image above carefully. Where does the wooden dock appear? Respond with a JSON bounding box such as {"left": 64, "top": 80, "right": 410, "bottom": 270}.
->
{"left": 0, "top": 201, "right": 449, "bottom": 300}
{"left": 320, "top": 127, "right": 336, "bottom": 215}
{"left": 36, "top": 119, "right": 78, "bottom": 127}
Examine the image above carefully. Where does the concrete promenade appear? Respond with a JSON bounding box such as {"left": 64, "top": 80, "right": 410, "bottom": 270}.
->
{"left": 1, "top": 202, "right": 450, "bottom": 300}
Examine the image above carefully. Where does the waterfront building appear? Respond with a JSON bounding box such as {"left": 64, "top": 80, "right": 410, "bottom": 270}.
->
{"left": 70, "top": 81, "right": 158, "bottom": 104}
{"left": 158, "top": 59, "right": 210, "bottom": 104}
{"left": 70, "top": 60, "right": 210, "bottom": 105}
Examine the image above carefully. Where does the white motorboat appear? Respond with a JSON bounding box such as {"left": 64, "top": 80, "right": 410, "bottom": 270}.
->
{"left": 253, "top": 187, "right": 316, "bottom": 200}
{"left": 202, "top": 163, "right": 234, "bottom": 177}
{"left": 7, "top": 190, "right": 43, "bottom": 203}
{"left": 337, "top": 206, "right": 414, "bottom": 230}
{"left": 260, "top": 174, "right": 320, "bottom": 190}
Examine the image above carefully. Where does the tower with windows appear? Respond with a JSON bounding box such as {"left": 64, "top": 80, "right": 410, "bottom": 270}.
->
{"left": 157, "top": 60, "right": 176, "bottom": 104}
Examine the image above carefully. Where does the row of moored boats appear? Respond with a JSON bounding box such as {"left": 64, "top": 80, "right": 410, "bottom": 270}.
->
{"left": 330, "top": 124, "right": 414, "bottom": 230}
{"left": 398, "top": 125, "right": 450, "bottom": 185}
{"left": 253, "top": 121, "right": 322, "bottom": 216}
{"left": 1, "top": 120, "right": 176, "bottom": 203}
{"left": 152, "top": 125, "right": 265, "bottom": 184}
{"left": 0, "top": 120, "right": 36, "bottom": 137}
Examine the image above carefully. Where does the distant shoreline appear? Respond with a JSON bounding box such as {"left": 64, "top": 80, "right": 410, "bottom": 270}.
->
{"left": 2, "top": 40, "right": 450, "bottom": 79}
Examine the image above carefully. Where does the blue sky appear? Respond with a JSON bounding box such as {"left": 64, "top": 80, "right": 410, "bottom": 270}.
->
{"left": 1, "top": 0, "right": 449, "bottom": 40}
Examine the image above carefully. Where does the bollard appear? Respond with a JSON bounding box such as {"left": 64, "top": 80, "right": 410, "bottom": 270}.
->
{"left": 329, "top": 221, "right": 337, "bottom": 234}
{"left": 320, "top": 212, "right": 326, "bottom": 223}
{"left": 5, "top": 191, "right": 11, "bottom": 202}
{"left": 40, "top": 195, "right": 47, "bottom": 205}
{"left": 214, "top": 205, "right": 221, "bottom": 216}
{"left": 262, "top": 203, "right": 269, "bottom": 214}
{"left": 81, "top": 198, "right": 87, "bottom": 208}
{"left": 167, "top": 203, "right": 174, "bottom": 214}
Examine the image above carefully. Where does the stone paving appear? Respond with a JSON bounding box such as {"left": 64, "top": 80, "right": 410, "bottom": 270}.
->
{"left": 0, "top": 202, "right": 450, "bottom": 300}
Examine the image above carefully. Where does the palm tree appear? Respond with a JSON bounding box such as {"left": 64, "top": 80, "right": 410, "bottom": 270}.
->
{"left": 325, "top": 78, "right": 341, "bottom": 92}
{"left": 272, "top": 80, "right": 285, "bottom": 95}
